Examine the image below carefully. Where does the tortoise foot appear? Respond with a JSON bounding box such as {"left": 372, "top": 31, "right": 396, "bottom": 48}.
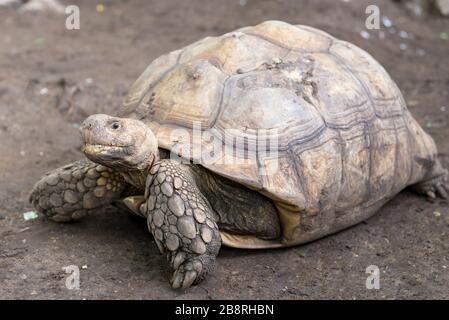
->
{"left": 413, "top": 168, "right": 449, "bottom": 201}
{"left": 169, "top": 252, "right": 216, "bottom": 289}
{"left": 422, "top": 178, "right": 449, "bottom": 200}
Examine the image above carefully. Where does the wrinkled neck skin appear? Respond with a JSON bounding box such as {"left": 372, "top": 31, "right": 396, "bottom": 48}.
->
{"left": 117, "top": 153, "right": 158, "bottom": 191}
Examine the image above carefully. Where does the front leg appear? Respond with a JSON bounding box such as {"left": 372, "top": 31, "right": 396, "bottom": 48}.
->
{"left": 142, "top": 160, "right": 221, "bottom": 289}
{"left": 29, "top": 158, "right": 127, "bottom": 222}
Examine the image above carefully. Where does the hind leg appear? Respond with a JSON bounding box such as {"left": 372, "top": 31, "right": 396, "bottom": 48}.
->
{"left": 29, "top": 158, "right": 127, "bottom": 222}
{"left": 412, "top": 159, "right": 449, "bottom": 200}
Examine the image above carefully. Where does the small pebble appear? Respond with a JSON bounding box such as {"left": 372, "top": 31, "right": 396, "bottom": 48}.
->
{"left": 23, "top": 211, "right": 38, "bottom": 221}
{"left": 360, "top": 30, "right": 370, "bottom": 39}
{"left": 381, "top": 16, "right": 392, "bottom": 28}
{"left": 416, "top": 49, "right": 426, "bottom": 56}
{"left": 399, "top": 30, "right": 409, "bottom": 39}
{"left": 433, "top": 211, "right": 441, "bottom": 217}
{"left": 18, "top": 227, "right": 30, "bottom": 233}
{"left": 96, "top": 3, "right": 104, "bottom": 13}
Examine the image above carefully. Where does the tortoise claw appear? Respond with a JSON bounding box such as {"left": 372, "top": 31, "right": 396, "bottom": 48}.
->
{"left": 413, "top": 169, "right": 449, "bottom": 202}
{"left": 418, "top": 181, "right": 449, "bottom": 202}
{"left": 170, "top": 259, "right": 201, "bottom": 289}
{"left": 426, "top": 190, "right": 436, "bottom": 200}
{"left": 435, "top": 184, "right": 449, "bottom": 200}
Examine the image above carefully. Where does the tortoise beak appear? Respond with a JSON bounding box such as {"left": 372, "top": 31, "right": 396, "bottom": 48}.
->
{"left": 80, "top": 115, "right": 99, "bottom": 146}
{"left": 80, "top": 114, "right": 122, "bottom": 148}
{"left": 80, "top": 125, "right": 91, "bottom": 145}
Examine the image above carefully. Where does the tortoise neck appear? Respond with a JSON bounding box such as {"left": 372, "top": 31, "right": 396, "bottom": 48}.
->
{"left": 119, "top": 153, "right": 158, "bottom": 190}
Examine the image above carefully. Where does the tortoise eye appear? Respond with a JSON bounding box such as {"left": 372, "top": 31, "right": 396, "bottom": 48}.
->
{"left": 111, "top": 122, "right": 121, "bottom": 130}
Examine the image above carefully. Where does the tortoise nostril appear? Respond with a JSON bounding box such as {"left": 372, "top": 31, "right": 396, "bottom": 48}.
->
{"left": 81, "top": 119, "right": 94, "bottom": 131}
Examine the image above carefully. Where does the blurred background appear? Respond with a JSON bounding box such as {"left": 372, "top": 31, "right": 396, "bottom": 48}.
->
{"left": 0, "top": 0, "right": 448, "bottom": 299}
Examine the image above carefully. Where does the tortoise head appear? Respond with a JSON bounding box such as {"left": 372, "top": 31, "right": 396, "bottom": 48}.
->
{"left": 81, "top": 114, "right": 158, "bottom": 171}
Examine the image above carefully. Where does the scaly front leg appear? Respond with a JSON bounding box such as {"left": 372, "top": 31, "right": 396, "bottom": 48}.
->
{"left": 29, "top": 158, "right": 127, "bottom": 222}
{"left": 142, "top": 160, "right": 221, "bottom": 289}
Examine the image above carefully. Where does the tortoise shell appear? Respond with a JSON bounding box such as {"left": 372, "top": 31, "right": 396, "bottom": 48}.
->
{"left": 120, "top": 21, "right": 436, "bottom": 247}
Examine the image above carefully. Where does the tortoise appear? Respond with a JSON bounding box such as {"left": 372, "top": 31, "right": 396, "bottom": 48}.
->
{"left": 30, "top": 21, "right": 449, "bottom": 289}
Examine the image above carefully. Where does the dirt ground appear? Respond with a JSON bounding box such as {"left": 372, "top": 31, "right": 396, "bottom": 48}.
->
{"left": 0, "top": 0, "right": 448, "bottom": 300}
